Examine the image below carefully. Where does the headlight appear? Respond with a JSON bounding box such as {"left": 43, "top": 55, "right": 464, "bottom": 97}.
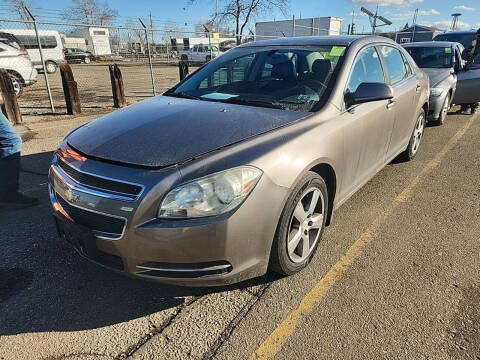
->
{"left": 158, "top": 166, "right": 262, "bottom": 218}
{"left": 430, "top": 88, "right": 444, "bottom": 97}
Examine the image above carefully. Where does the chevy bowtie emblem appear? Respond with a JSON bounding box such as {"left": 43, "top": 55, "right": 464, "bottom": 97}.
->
{"left": 65, "top": 188, "right": 80, "bottom": 203}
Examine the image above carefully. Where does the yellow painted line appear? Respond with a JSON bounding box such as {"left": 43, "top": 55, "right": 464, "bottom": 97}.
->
{"left": 250, "top": 115, "right": 476, "bottom": 360}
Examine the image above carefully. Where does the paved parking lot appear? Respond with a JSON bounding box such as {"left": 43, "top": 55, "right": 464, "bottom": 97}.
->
{"left": 0, "top": 109, "right": 479, "bottom": 359}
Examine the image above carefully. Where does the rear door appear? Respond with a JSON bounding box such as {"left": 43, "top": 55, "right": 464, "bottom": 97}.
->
{"left": 338, "top": 45, "right": 395, "bottom": 197}
{"left": 378, "top": 45, "right": 418, "bottom": 158}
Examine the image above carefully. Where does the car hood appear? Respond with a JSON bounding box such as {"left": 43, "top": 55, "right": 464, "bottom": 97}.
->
{"left": 67, "top": 96, "right": 309, "bottom": 168}
{"left": 422, "top": 68, "right": 452, "bottom": 87}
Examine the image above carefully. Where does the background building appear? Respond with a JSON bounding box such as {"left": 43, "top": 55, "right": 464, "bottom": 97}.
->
{"left": 395, "top": 25, "right": 443, "bottom": 43}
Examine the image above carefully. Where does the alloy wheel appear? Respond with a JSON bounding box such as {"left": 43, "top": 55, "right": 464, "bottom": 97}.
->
{"left": 46, "top": 62, "right": 56, "bottom": 73}
{"left": 411, "top": 113, "right": 425, "bottom": 155}
{"left": 287, "top": 187, "right": 325, "bottom": 263}
{"left": 11, "top": 78, "right": 21, "bottom": 96}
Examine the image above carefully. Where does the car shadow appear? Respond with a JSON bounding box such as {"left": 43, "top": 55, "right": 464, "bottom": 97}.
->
{"left": 0, "top": 151, "right": 278, "bottom": 336}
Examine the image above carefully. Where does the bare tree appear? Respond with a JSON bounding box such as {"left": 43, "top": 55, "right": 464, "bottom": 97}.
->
{"left": 193, "top": 0, "right": 289, "bottom": 44}
{"left": 5, "top": 0, "right": 33, "bottom": 28}
{"left": 62, "top": 0, "right": 119, "bottom": 25}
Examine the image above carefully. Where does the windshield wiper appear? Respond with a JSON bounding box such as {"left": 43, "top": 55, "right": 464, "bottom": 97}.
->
{"left": 164, "top": 92, "right": 202, "bottom": 100}
{"left": 212, "top": 97, "right": 286, "bottom": 110}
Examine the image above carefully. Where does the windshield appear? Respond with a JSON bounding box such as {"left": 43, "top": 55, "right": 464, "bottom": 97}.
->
{"left": 166, "top": 45, "right": 347, "bottom": 112}
{"left": 405, "top": 46, "right": 453, "bottom": 68}
{"left": 434, "top": 33, "right": 480, "bottom": 65}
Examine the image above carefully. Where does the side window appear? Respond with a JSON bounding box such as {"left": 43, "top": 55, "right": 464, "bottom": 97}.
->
{"left": 345, "top": 46, "right": 385, "bottom": 94}
{"left": 192, "top": 45, "right": 198, "bottom": 52}
{"left": 379, "top": 46, "right": 409, "bottom": 85}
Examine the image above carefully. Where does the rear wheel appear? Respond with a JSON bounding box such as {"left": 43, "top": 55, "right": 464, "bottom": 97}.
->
{"left": 398, "top": 110, "right": 425, "bottom": 162}
{"left": 206, "top": 55, "right": 212, "bottom": 63}
{"left": 45, "top": 61, "right": 57, "bottom": 74}
{"left": 270, "top": 172, "right": 328, "bottom": 275}
{"left": 435, "top": 93, "right": 449, "bottom": 126}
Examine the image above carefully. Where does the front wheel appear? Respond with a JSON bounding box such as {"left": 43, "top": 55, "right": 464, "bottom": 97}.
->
{"left": 269, "top": 172, "right": 328, "bottom": 275}
{"left": 398, "top": 111, "right": 426, "bottom": 162}
{"left": 435, "top": 93, "right": 449, "bottom": 126}
{"left": 83, "top": 56, "right": 91, "bottom": 64}
{"left": 45, "top": 61, "right": 57, "bottom": 74}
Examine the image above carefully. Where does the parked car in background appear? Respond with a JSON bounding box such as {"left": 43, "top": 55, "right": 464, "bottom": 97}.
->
{"left": 64, "top": 48, "right": 94, "bottom": 64}
{"left": 180, "top": 44, "right": 222, "bottom": 63}
{"left": 2, "top": 29, "right": 66, "bottom": 74}
{"left": 0, "top": 42, "right": 37, "bottom": 97}
{"left": 49, "top": 35, "right": 429, "bottom": 286}
{"left": 403, "top": 41, "right": 462, "bottom": 125}
{"left": 433, "top": 30, "right": 480, "bottom": 110}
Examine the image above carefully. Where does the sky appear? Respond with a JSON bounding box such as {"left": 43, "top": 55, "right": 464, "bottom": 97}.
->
{"left": 0, "top": 0, "right": 479, "bottom": 34}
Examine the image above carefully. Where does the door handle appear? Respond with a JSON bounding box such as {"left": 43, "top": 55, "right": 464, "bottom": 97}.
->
{"left": 415, "top": 84, "right": 422, "bottom": 92}
{"left": 387, "top": 100, "right": 396, "bottom": 109}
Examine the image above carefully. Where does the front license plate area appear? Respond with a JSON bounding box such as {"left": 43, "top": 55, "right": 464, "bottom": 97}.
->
{"left": 54, "top": 213, "right": 98, "bottom": 259}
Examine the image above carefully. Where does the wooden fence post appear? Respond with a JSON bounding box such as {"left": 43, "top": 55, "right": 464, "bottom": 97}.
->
{"left": 109, "top": 64, "right": 126, "bottom": 108}
{"left": 60, "top": 64, "right": 81, "bottom": 115}
{"left": 0, "top": 69, "right": 22, "bottom": 124}
{"left": 179, "top": 60, "right": 189, "bottom": 81}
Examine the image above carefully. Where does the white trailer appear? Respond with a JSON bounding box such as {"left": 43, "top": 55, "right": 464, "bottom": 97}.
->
{"left": 68, "top": 27, "right": 112, "bottom": 56}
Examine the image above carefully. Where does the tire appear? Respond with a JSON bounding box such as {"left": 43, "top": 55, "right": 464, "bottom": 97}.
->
{"left": 435, "top": 93, "right": 449, "bottom": 126}
{"left": 398, "top": 110, "right": 426, "bottom": 162}
{"left": 45, "top": 61, "right": 57, "bottom": 74}
{"left": 83, "top": 56, "right": 91, "bottom": 64}
{"left": 206, "top": 55, "right": 212, "bottom": 63}
{"left": 9, "top": 74, "right": 23, "bottom": 98}
{"left": 269, "top": 171, "right": 328, "bottom": 275}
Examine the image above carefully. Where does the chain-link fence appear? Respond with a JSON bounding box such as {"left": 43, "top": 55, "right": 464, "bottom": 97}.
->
{"left": 0, "top": 18, "right": 218, "bottom": 115}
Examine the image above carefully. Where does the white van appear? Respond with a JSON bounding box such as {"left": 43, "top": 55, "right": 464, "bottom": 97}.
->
{"left": 2, "top": 29, "right": 66, "bottom": 73}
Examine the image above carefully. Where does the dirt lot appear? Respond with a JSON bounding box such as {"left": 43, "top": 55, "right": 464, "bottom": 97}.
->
{"left": 19, "top": 62, "right": 193, "bottom": 115}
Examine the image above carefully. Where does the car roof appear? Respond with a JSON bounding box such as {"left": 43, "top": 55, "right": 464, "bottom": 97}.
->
{"left": 435, "top": 30, "right": 477, "bottom": 36}
{"left": 403, "top": 41, "right": 459, "bottom": 47}
{"left": 237, "top": 35, "right": 395, "bottom": 48}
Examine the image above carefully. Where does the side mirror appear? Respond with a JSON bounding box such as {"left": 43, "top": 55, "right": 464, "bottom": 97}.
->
{"left": 345, "top": 82, "right": 394, "bottom": 108}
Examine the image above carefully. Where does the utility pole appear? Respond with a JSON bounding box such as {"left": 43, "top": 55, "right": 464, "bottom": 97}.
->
{"left": 350, "top": 10, "right": 355, "bottom": 35}
{"left": 149, "top": 11, "right": 154, "bottom": 47}
{"left": 411, "top": 8, "right": 418, "bottom": 42}
{"left": 216, "top": 0, "right": 219, "bottom": 32}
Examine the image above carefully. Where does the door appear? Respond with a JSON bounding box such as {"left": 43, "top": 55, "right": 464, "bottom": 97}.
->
{"left": 454, "top": 41, "right": 480, "bottom": 104}
{"left": 378, "top": 45, "right": 418, "bottom": 158}
{"left": 453, "top": 64, "right": 480, "bottom": 104}
{"left": 339, "top": 45, "right": 395, "bottom": 198}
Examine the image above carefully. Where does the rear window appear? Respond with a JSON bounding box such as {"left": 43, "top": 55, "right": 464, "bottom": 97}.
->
{"left": 0, "top": 32, "right": 24, "bottom": 50}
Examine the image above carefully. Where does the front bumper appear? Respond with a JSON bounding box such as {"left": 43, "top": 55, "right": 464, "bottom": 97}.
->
{"left": 428, "top": 91, "right": 448, "bottom": 120}
{"left": 48, "top": 152, "right": 286, "bottom": 286}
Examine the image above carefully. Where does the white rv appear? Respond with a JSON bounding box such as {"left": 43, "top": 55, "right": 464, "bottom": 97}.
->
{"left": 68, "top": 27, "right": 112, "bottom": 56}
{"left": 2, "top": 29, "right": 66, "bottom": 73}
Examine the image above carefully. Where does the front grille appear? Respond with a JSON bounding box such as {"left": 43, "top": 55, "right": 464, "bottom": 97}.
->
{"left": 57, "top": 157, "right": 142, "bottom": 197}
{"left": 57, "top": 195, "right": 126, "bottom": 235}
